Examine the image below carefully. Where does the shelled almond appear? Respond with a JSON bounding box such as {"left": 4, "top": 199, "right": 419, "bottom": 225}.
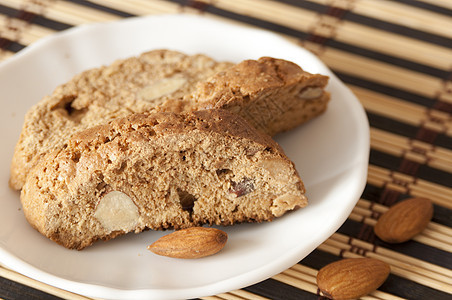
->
{"left": 148, "top": 227, "right": 228, "bottom": 259}
{"left": 316, "top": 258, "right": 390, "bottom": 299}
{"left": 374, "top": 197, "right": 433, "bottom": 243}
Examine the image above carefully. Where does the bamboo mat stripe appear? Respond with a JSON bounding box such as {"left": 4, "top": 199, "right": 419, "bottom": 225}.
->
{"left": 190, "top": 1, "right": 452, "bottom": 68}
{"left": 351, "top": 0, "right": 452, "bottom": 38}
{"left": 0, "top": 4, "right": 71, "bottom": 33}
{"left": 203, "top": 289, "right": 271, "bottom": 300}
{"left": 343, "top": 7, "right": 452, "bottom": 47}
{"left": 0, "top": 276, "right": 61, "bottom": 300}
{"left": 366, "top": 112, "right": 451, "bottom": 149}
{"left": 68, "top": 0, "right": 135, "bottom": 18}
{"left": 327, "top": 39, "right": 450, "bottom": 79}
{"left": 353, "top": 86, "right": 452, "bottom": 137}
{"left": 0, "top": 0, "right": 450, "bottom": 49}
{"left": 361, "top": 184, "right": 452, "bottom": 228}
{"left": 343, "top": 72, "right": 451, "bottom": 113}
{"left": 213, "top": 1, "right": 452, "bottom": 71}
{"left": 369, "top": 129, "right": 452, "bottom": 174}
{"left": 313, "top": 49, "right": 448, "bottom": 101}
{"left": 244, "top": 277, "right": 319, "bottom": 299}
{"left": 337, "top": 218, "right": 452, "bottom": 267}
{"left": 28, "top": 15, "right": 71, "bottom": 31}
{"left": 0, "top": 0, "right": 451, "bottom": 300}
{"left": 370, "top": 150, "right": 452, "bottom": 188}
{"left": 0, "top": 264, "right": 93, "bottom": 300}
{"left": 0, "top": 3, "right": 16, "bottom": 18}
{"left": 397, "top": 0, "right": 452, "bottom": 15}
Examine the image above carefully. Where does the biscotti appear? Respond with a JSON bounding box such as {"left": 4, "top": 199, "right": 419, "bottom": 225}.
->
{"left": 10, "top": 50, "right": 329, "bottom": 190}
{"left": 190, "top": 57, "right": 330, "bottom": 136}
{"left": 21, "top": 109, "right": 307, "bottom": 250}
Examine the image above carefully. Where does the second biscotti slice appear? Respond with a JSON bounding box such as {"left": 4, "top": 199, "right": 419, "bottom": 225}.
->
{"left": 21, "top": 109, "right": 307, "bottom": 250}
{"left": 190, "top": 57, "right": 330, "bottom": 136}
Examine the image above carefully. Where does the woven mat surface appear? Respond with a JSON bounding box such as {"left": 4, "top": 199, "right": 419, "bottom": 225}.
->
{"left": 0, "top": 1, "right": 451, "bottom": 299}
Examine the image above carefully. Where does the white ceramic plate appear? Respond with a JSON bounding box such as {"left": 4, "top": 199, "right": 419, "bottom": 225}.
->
{"left": 0, "top": 14, "right": 369, "bottom": 300}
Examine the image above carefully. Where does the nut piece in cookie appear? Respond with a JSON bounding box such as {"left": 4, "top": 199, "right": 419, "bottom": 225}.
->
{"left": 94, "top": 191, "right": 140, "bottom": 233}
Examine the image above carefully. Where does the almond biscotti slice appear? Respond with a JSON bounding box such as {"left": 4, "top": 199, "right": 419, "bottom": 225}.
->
{"left": 10, "top": 50, "right": 233, "bottom": 190}
{"left": 189, "top": 57, "right": 330, "bottom": 136}
{"left": 21, "top": 109, "right": 307, "bottom": 250}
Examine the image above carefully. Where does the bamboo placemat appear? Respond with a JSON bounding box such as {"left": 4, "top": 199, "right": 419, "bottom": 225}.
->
{"left": 0, "top": 0, "right": 451, "bottom": 299}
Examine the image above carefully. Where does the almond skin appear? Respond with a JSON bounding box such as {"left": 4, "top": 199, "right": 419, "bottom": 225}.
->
{"left": 147, "top": 227, "right": 227, "bottom": 259}
{"left": 316, "top": 258, "right": 390, "bottom": 300}
{"left": 374, "top": 197, "right": 433, "bottom": 243}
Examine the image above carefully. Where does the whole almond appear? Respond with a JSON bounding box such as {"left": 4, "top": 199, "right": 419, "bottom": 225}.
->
{"left": 317, "top": 258, "right": 390, "bottom": 299}
{"left": 147, "top": 227, "right": 227, "bottom": 259}
{"left": 374, "top": 197, "right": 433, "bottom": 243}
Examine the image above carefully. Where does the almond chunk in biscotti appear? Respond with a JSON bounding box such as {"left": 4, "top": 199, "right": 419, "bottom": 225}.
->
{"left": 20, "top": 109, "right": 307, "bottom": 250}
{"left": 138, "top": 75, "right": 188, "bottom": 101}
{"left": 94, "top": 191, "right": 140, "bottom": 232}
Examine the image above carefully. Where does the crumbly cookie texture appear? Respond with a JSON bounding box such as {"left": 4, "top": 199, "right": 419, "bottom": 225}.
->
{"left": 190, "top": 57, "right": 330, "bottom": 136}
{"left": 21, "top": 109, "right": 307, "bottom": 250}
{"left": 10, "top": 50, "right": 233, "bottom": 190}
{"left": 11, "top": 50, "right": 329, "bottom": 190}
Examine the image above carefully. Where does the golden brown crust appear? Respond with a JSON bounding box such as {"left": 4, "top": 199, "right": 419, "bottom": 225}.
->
{"left": 192, "top": 57, "right": 330, "bottom": 135}
{"left": 69, "top": 109, "right": 284, "bottom": 154}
